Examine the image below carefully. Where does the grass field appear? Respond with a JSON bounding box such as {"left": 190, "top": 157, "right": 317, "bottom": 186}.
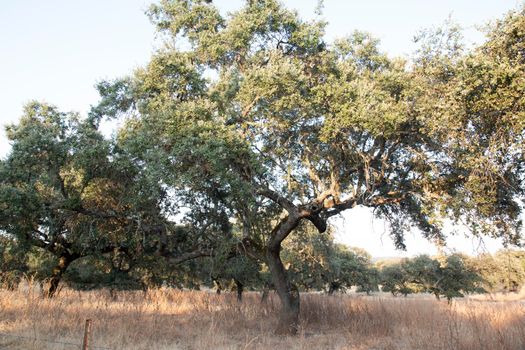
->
{"left": 0, "top": 285, "right": 524, "bottom": 350}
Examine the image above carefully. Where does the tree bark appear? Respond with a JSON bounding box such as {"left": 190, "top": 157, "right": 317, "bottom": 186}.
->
{"left": 266, "top": 247, "right": 300, "bottom": 335}
{"left": 46, "top": 253, "right": 78, "bottom": 298}
{"left": 234, "top": 279, "right": 244, "bottom": 302}
{"left": 328, "top": 281, "right": 340, "bottom": 295}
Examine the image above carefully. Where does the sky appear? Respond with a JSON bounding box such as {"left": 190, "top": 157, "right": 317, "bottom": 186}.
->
{"left": 0, "top": 0, "right": 522, "bottom": 257}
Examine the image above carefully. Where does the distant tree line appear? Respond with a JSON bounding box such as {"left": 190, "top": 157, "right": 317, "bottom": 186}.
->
{"left": 2, "top": 231, "right": 524, "bottom": 302}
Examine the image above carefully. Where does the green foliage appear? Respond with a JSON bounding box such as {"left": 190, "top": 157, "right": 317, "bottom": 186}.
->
{"left": 282, "top": 223, "right": 333, "bottom": 291}
{"left": 325, "top": 245, "right": 379, "bottom": 294}
{"left": 378, "top": 254, "right": 484, "bottom": 300}
{"left": 0, "top": 235, "right": 64, "bottom": 290}
{"left": 282, "top": 223, "right": 378, "bottom": 293}
{"left": 412, "top": 9, "right": 525, "bottom": 244}
{"left": 378, "top": 260, "right": 414, "bottom": 296}
{"left": 198, "top": 254, "right": 266, "bottom": 292}
{"left": 120, "top": 1, "right": 523, "bottom": 258}
{"left": 0, "top": 236, "right": 27, "bottom": 289}
{"left": 86, "top": 5, "right": 525, "bottom": 303}
{"left": 436, "top": 254, "right": 484, "bottom": 300}
{"left": 473, "top": 250, "right": 525, "bottom": 292}
{"left": 0, "top": 100, "right": 197, "bottom": 294}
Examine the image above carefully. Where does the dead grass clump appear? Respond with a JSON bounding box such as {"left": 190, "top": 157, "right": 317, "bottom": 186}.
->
{"left": 0, "top": 286, "right": 523, "bottom": 350}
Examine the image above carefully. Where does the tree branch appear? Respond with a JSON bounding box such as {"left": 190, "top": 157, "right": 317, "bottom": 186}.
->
{"left": 323, "top": 197, "right": 358, "bottom": 219}
{"left": 164, "top": 249, "right": 211, "bottom": 265}
{"left": 257, "top": 187, "right": 297, "bottom": 214}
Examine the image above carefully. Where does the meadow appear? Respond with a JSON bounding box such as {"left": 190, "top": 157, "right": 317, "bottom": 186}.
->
{"left": 0, "top": 285, "right": 524, "bottom": 350}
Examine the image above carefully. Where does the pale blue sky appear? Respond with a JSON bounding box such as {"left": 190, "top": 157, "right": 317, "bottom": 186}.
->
{"left": 0, "top": 0, "right": 521, "bottom": 256}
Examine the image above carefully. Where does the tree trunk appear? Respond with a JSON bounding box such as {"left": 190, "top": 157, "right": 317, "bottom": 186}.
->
{"left": 260, "top": 283, "right": 270, "bottom": 303}
{"left": 234, "top": 279, "right": 243, "bottom": 302}
{"left": 109, "top": 288, "right": 118, "bottom": 301}
{"left": 266, "top": 247, "right": 300, "bottom": 335}
{"left": 328, "top": 281, "right": 339, "bottom": 295}
{"left": 213, "top": 278, "right": 222, "bottom": 295}
{"left": 46, "top": 253, "right": 77, "bottom": 298}
{"left": 5, "top": 275, "right": 20, "bottom": 291}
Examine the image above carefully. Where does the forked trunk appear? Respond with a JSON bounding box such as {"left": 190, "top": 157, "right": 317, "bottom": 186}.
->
{"left": 266, "top": 247, "right": 300, "bottom": 335}
{"left": 46, "top": 253, "right": 77, "bottom": 298}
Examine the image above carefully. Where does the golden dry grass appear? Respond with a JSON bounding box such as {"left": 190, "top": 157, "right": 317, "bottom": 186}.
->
{"left": 0, "top": 285, "right": 524, "bottom": 350}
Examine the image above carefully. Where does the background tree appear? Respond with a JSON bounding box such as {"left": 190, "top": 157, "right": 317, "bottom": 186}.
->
{"left": 378, "top": 260, "right": 414, "bottom": 296}
{"left": 0, "top": 235, "right": 27, "bottom": 290}
{"left": 473, "top": 250, "right": 525, "bottom": 293}
{"left": 403, "top": 254, "right": 483, "bottom": 301}
{"left": 402, "top": 255, "right": 441, "bottom": 295}
{"left": 434, "top": 254, "right": 484, "bottom": 300}
{"left": 281, "top": 223, "right": 333, "bottom": 292}
{"left": 322, "top": 244, "right": 378, "bottom": 294}
{"left": 199, "top": 252, "right": 265, "bottom": 301}
{"left": 0, "top": 102, "right": 198, "bottom": 296}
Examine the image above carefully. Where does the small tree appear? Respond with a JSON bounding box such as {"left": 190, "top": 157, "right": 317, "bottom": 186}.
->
{"left": 435, "top": 254, "right": 484, "bottom": 301}
{"left": 379, "top": 261, "right": 414, "bottom": 296}
{"left": 324, "top": 245, "right": 378, "bottom": 294}
{"left": 403, "top": 254, "right": 483, "bottom": 301}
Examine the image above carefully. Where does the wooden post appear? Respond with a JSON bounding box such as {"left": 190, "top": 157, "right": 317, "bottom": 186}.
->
{"left": 82, "top": 319, "right": 92, "bottom": 350}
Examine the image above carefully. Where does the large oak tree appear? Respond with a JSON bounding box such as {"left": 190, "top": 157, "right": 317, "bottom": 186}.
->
{"left": 90, "top": 0, "right": 525, "bottom": 334}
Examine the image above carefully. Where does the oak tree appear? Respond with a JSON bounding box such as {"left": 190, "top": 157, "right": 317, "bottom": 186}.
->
{"left": 89, "top": 1, "right": 525, "bottom": 334}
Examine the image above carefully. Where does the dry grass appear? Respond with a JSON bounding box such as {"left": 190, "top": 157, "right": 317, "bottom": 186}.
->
{"left": 0, "top": 285, "right": 524, "bottom": 350}
{"left": 467, "top": 285, "right": 525, "bottom": 302}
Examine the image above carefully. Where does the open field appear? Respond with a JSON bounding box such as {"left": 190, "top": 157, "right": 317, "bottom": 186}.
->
{"left": 0, "top": 286, "right": 524, "bottom": 350}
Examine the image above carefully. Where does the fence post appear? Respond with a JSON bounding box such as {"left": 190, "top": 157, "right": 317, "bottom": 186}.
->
{"left": 82, "top": 319, "right": 92, "bottom": 350}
